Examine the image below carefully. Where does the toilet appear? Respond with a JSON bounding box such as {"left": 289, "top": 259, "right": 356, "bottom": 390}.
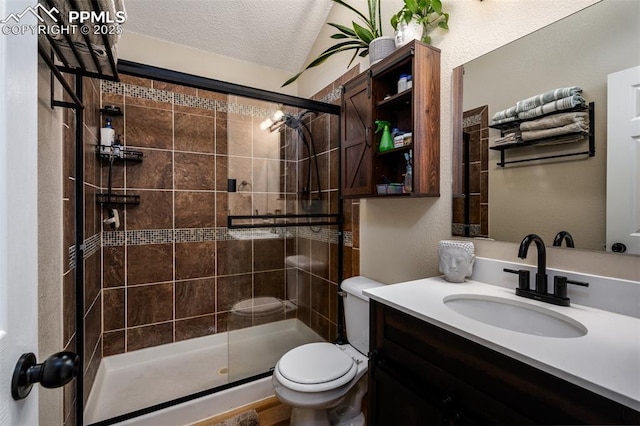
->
{"left": 228, "top": 255, "right": 326, "bottom": 330}
{"left": 272, "top": 276, "right": 383, "bottom": 425}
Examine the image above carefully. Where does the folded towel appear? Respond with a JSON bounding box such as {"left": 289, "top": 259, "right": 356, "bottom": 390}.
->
{"left": 516, "top": 86, "right": 582, "bottom": 113}
{"left": 517, "top": 95, "right": 586, "bottom": 120}
{"left": 521, "top": 121, "right": 589, "bottom": 141}
{"left": 493, "top": 132, "right": 521, "bottom": 146}
{"left": 534, "top": 134, "right": 587, "bottom": 147}
{"left": 491, "top": 106, "right": 518, "bottom": 122}
{"left": 491, "top": 116, "right": 518, "bottom": 126}
{"left": 520, "top": 112, "right": 589, "bottom": 131}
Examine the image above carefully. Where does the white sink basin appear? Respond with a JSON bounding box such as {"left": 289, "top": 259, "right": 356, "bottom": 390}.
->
{"left": 443, "top": 294, "right": 588, "bottom": 338}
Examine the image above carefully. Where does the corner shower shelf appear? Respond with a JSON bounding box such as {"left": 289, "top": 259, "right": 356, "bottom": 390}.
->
{"left": 99, "top": 107, "right": 123, "bottom": 116}
{"left": 96, "top": 193, "right": 140, "bottom": 205}
{"left": 489, "top": 102, "right": 594, "bottom": 167}
{"left": 96, "top": 145, "right": 144, "bottom": 162}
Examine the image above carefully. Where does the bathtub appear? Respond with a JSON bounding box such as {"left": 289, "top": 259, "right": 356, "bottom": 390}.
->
{"left": 85, "top": 319, "right": 322, "bottom": 425}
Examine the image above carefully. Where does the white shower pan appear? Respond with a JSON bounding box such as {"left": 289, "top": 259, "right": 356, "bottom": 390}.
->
{"left": 84, "top": 318, "right": 322, "bottom": 424}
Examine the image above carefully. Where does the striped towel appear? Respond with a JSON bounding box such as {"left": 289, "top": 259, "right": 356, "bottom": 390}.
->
{"left": 517, "top": 95, "right": 586, "bottom": 120}
{"left": 520, "top": 112, "right": 589, "bottom": 131}
{"left": 515, "top": 87, "right": 582, "bottom": 113}
{"left": 491, "top": 116, "right": 518, "bottom": 126}
{"left": 491, "top": 106, "right": 518, "bottom": 122}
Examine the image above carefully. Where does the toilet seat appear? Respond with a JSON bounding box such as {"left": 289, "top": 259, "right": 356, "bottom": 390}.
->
{"left": 275, "top": 343, "right": 358, "bottom": 392}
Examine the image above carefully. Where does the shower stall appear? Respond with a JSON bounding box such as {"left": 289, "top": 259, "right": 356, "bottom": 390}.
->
{"left": 72, "top": 62, "right": 343, "bottom": 424}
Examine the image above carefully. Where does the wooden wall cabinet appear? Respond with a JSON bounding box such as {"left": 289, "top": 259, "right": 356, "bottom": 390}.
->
{"left": 368, "top": 300, "right": 640, "bottom": 425}
{"left": 341, "top": 41, "right": 441, "bottom": 198}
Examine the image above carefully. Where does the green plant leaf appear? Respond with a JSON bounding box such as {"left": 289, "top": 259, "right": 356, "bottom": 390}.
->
{"left": 437, "top": 20, "right": 448, "bottom": 30}
{"left": 431, "top": 0, "right": 442, "bottom": 14}
{"left": 331, "top": 0, "right": 369, "bottom": 27}
{"left": 391, "top": 14, "right": 399, "bottom": 30}
{"left": 405, "top": 0, "right": 419, "bottom": 14}
{"left": 331, "top": 33, "right": 349, "bottom": 39}
{"left": 328, "top": 22, "right": 357, "bottom": 37}
{"left": 352, "top": 21, "right": 374, "bottom": 44}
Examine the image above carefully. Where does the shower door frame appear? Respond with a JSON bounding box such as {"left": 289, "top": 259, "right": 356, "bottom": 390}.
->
{"left": 85, "top": 60, "right": 345, "bottom": 425}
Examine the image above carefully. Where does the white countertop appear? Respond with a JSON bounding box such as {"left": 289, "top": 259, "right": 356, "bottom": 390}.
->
{"left": 364, "top": 277, "right": 640, "bottom": 411}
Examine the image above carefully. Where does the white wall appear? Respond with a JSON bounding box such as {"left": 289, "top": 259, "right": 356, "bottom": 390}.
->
{"left": 118, "top": 32, "right": 299, "bottom": 96}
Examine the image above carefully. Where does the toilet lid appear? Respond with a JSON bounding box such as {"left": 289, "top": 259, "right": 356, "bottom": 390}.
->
{"left": 277, "top": 343, "right": 355, "bottom": 385}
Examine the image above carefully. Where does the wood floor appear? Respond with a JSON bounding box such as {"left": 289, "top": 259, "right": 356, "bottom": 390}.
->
{"left": 192, "top": 396, "right": 291, "bottom": 426}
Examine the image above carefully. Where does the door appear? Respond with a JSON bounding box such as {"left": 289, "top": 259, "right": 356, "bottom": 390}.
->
{"left": 341, "top": 72, "right": 374, "bottom": 197}
{"left": 0, "top": 0, "right": 40, "bottom": 424}
{"left": 607, "top": 66, "right": 640, "bottom": 254}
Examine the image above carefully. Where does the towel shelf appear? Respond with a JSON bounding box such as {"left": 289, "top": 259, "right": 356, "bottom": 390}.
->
{"left": 490, "top": 102, "right": 594, "bottom": 167}
{"left": 38, "top": 0, "right": 122, "bottom": 111}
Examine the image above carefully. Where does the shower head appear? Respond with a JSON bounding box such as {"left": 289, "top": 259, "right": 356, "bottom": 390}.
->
{"left": 259, "top": 109, "right": 315, "bottom": 132}
{"left": 259, "top": 109, "right": 285, "bottom": 131}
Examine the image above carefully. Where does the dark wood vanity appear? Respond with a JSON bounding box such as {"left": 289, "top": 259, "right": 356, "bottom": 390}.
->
{"left": 368, "top": 299, "right": 640, "bottom": 425}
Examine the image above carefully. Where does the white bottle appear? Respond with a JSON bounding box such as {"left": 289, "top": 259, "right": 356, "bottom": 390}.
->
{"left": 398, "top": 74, "right": 408, "bottom": 93}
{"left": 101, "top": 118, "right": 115, "bottom": 147}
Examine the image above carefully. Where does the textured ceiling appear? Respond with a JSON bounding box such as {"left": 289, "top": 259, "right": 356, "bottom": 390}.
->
{"left": 123, "top": 0, "right": 333, "bottom": 73}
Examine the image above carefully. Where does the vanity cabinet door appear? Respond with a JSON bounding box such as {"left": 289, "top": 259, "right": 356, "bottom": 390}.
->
{"left": 369, "top": 361, "right": 446, "bottom": 425}
{"left": 341, "top": 72, "right": 374, "bottom": 197}
{"left": 369, "top": 300, "right": 640, "bottom": 425}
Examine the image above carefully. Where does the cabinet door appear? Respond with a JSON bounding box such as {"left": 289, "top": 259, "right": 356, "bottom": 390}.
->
{"left": 369, "top": 361, "right": 446, "bottom": 426}
{"left": 341, "top": 73, "right": 374, "bottom": 197}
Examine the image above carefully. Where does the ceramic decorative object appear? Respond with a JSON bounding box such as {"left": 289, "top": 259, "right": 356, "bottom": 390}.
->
{"left": 394, "top": 20, "right": 424, "bottom": 48}
{"left": 438, "top": 240, "right": 475, "bottom": 283}
{"left": 369, "top": 36, "right": 396, "bottom": 65}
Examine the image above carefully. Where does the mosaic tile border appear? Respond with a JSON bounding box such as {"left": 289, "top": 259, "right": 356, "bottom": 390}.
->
{"left": 71, "top": 227, "right": 352, "bottom": 268}
{"left": 68, "top": 232, "right": 101, "bottom": 270}
{"left": 320, "top": 87, "right": 342, "bottom": 105}
{"left": 462, "top": 113, "right": 483, "bottom": 128}
{"left": 102, "top": 81, "right": 287, "bottom": 120}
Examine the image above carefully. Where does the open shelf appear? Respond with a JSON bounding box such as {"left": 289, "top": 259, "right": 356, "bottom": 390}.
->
{"left": 489, "top": 102, "right": 594, "bottom": 167}
{"left": 96, "top": 145, "right": 144, "bottom": 162}
{"left": 376, "top": 144, "right": 413, "bottom": 157}
{"left": 376, "top": 89, "right": 412, "bottom": 108}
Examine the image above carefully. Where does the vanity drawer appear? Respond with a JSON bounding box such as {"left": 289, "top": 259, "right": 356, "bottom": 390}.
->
{"left": 369, "top": 300, "right": 640, "bottom": 425}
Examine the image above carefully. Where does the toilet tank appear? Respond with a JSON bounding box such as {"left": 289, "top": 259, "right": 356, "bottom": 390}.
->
{"left": 341, "top": 276, "right": 383, "bottom": 355}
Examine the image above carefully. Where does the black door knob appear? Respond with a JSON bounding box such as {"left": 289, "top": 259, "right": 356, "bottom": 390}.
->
{"left": 11, "top": 351, "right": 80, "bottom": 400}
{"left": 612, "top": 242, "right": 627, "bottom": 253}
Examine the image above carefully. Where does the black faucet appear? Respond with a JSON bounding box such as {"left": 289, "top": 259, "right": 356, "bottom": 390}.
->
{"left": 518, "top": 234, "right": 547, "bottom": 294}
{"left": 553, "top": 231, "right": 575, "bottom": 248}
{"left": 504, "top": 233, "right": 589, "bottom": 306}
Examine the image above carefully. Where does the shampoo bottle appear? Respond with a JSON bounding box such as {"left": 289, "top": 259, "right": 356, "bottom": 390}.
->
{"left": 101, "top": 118, "right": 115, "bottom": 147}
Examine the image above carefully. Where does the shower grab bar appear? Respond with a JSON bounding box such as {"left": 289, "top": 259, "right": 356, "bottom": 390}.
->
{"left": 228, "top": 213, "right": 341, "bottom": 229}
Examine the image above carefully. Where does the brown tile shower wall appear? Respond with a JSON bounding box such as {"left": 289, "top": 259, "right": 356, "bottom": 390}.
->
{"left": 99, "top": 76, "right": 308, "bottom": 354}
{"left": 453, "top": 106, "right": 489, "bottom": 238}
{"left": 290, "top": 67, "right": 362, "bottom": 342}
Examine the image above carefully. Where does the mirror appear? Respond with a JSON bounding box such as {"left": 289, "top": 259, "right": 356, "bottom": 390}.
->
{"left": 452, "top": 0, "right": 640, "bottom": 254}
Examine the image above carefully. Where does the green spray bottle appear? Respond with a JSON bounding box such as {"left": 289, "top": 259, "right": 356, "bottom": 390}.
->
{"left": 375, "top": 120, "right": 393, "bottom": 152}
